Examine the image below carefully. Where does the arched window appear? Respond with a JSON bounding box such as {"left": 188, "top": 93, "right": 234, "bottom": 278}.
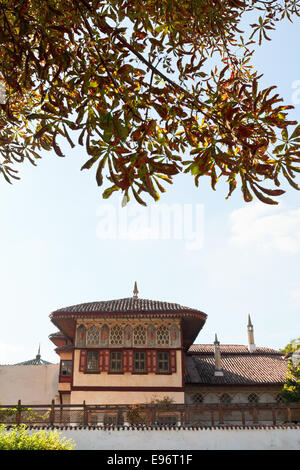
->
{"left": 133, "top": 325, "right": 146, "bottom": 346}
{"left": 86, "top": 325, "right": 100, "bottom": 345}
{"left": 248, "top": 393, "right": 259, "bottom": 404}
{"left": 220, "top": 393, "right": 232, "bottom": 404}
{"left": 110, "top": 325, "right": 123, "bottom": 345}
{"left": 156, "top": 325, "right": 169, "bottom": 345}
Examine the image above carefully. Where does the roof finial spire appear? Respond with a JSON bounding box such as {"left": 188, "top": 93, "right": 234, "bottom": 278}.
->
{"left": 133, "top": 281, "right": 139, "bottom": 299}
{"left": 36, "top": 343, "right": 41, "bottom": 359}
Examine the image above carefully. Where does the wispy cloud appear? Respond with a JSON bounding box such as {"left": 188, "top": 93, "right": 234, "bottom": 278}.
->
{"left": 229, "top": 203, "right": 300, "bottom": 253}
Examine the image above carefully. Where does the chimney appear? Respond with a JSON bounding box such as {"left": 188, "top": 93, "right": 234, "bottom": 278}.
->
{"left": 247, "top": 314, "right": 256, "bottom": 352}
{"left": 214, "top": 334, "right": 224, "bottom": 376}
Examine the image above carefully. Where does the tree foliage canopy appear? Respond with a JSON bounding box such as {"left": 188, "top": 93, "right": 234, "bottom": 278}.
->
{"left": 1, "top": 0, "right": 300, "bottom": 205}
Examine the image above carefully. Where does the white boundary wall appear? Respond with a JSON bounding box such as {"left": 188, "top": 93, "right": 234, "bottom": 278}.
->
{"left": 25, "top": 426, "right": 300, "bottom": 450}
{"left": 0, "top": 365, "right": 59, "bottom": 405}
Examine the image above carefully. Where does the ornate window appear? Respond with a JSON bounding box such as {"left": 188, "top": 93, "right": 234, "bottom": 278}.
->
{"left": 192, "top": 393, "right": 204, "bottom": 404}
{"left": 86, "top": 325, "right": 100, "bottom": 346}
{"left": 86, "top": 350, "right": 99, "bottom": 372}
{"left": 110, "top": 325, "right": 123, "bottom": 346}
{"left": 157, "top": 351, "right": 170, "bottom": 373}
{"left": 220, "top": 393, "right": 232, "bottom": 404}
{"left": 133, "top": 325, "right": 146, "bottom": 346}
{"left": 248, "top": 393, "right": 259, "bottom": 404}
{"left": 134, "top": 351, "right": 146, "bottom": 373}
{"left": 110, "top": 351, "right": 123, "bottom": 372}
{"left": 156, "top": 325, "right": 170, "bottom": 346}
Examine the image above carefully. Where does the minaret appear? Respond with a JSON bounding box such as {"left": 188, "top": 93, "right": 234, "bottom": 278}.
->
{"left": 247, "top": 314, "right": 256, "bottom": 352}
{"left": 133, "top": 281, "right": 139, "bottom": 299}
{"left": 214, "top": 334, "right": 224, "bottom": 376}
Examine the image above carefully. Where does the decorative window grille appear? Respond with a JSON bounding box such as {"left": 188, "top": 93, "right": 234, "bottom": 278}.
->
{"left": 275, "top": 393, "right": 283, "bottom": 403}
{"left": 61, "top": 360, "right": 72, "bottom": 376}
{"left": 86, "top": 350, "right": 99, "bottom": 372}
{"left": 133, "top": 325, "right": 146, "bottom": 346}
{"left": 156, "top": 325, "right": 170, "bottom": 345}
{"left": 192, "top": 393, "right": 204, "bottom": 404}
{"left": 86, "top": 325, "right": 100, "bottom": 345}
{"left": 110, "top": 325, "right": 123, "bottom": 345}
{"left": 220, "top": 393, "right": 232, "bottom": 404}
{"left": 134, "top": 351, "right": 146, "bottom": 373}
{"left": 157, "top": 351, "right": 170, "bottom": 373}
{"left": 248, "top": 393, "right": 259, "bottom": 404}
{"left": 110, "top": 351, "right": 123, "bottom": 372}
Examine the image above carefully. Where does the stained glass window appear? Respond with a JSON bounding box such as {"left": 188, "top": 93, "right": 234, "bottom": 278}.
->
{"left": 87, "top": 325, "right": 100, "bottom": 345}
{"left": 133, "top": 325, "right": 146, "bottom": 345}
{"left": 156, "top": 325, "right": 170, "bottom": 345}
{"left": 110, "top": 325, "right": 123, "bottom": 345}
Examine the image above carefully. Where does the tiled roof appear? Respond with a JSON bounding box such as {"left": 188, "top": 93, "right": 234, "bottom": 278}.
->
{"left": 188, "top": 344, "right": 282, "bottom": 355}
{"left": 51, "top": 298, "right": 206, "bottom": 317}
{"left": 185, "top": 344, "right": 287, "bottom": 385}
{"left": 14, "top": 356, "right": 52, "bottom": 365}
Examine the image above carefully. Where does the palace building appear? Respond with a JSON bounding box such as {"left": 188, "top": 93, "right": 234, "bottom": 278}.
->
{"left": 49, "top": 284, "right": 288, "bottom": 407}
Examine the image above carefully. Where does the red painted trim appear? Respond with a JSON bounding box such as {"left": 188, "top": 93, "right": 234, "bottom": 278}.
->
{"left": 59, "top": 376, "right": 72, "bottom": 383}
{"left": 71, "top": 348, "right": 74, "bottom": 388}
{"left": 51, "top": 311, "right": 207, "bottom": 320}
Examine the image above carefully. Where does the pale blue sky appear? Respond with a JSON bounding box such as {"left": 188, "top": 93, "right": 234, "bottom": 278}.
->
{"left": 0, "top": 16, "right": 299, "bottom": 364}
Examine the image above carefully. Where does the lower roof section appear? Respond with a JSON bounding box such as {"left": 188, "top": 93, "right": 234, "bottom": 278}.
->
{"left": 185, "top": 344, "right": 288, "bottom": 386}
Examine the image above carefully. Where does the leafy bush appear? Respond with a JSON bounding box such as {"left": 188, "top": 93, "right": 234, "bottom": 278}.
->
{"left": 281, "top": 362, "right": 300, "bottom": 403}
{"left": 0, "top": 424, "right": 76, "bottom": 450}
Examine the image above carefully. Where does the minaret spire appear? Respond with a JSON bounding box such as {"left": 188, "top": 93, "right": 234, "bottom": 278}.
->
{"left": 133, "top": 281, "right": 139, "bottom": 299}
{"left": 247, "top": 314, "right": 256, "bottom": 352}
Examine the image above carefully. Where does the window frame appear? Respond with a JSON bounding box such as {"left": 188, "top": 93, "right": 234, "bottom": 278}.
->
{"left": 85, "top": 350, "right": 99, "bottom": 373}
{"left": 109, "top": 350, "right": 123, "bottom": 373}
{"left": 133, "top": 350, "right": 146, "bottom": 374}
{"left": 156, "top": 350, "right": 170, "bottom": 374}
{"left": 60, "top": 360, "right": 72, "bottom": 377}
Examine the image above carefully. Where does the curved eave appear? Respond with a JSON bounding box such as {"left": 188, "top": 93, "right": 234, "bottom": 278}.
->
{"left": 50, "top": 310, "right": 207, "bottom": 349}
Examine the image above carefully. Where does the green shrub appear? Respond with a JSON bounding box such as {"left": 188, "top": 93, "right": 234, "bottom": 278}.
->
{"left": 0, "top": 424, "right": 76, "bottom": 450}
